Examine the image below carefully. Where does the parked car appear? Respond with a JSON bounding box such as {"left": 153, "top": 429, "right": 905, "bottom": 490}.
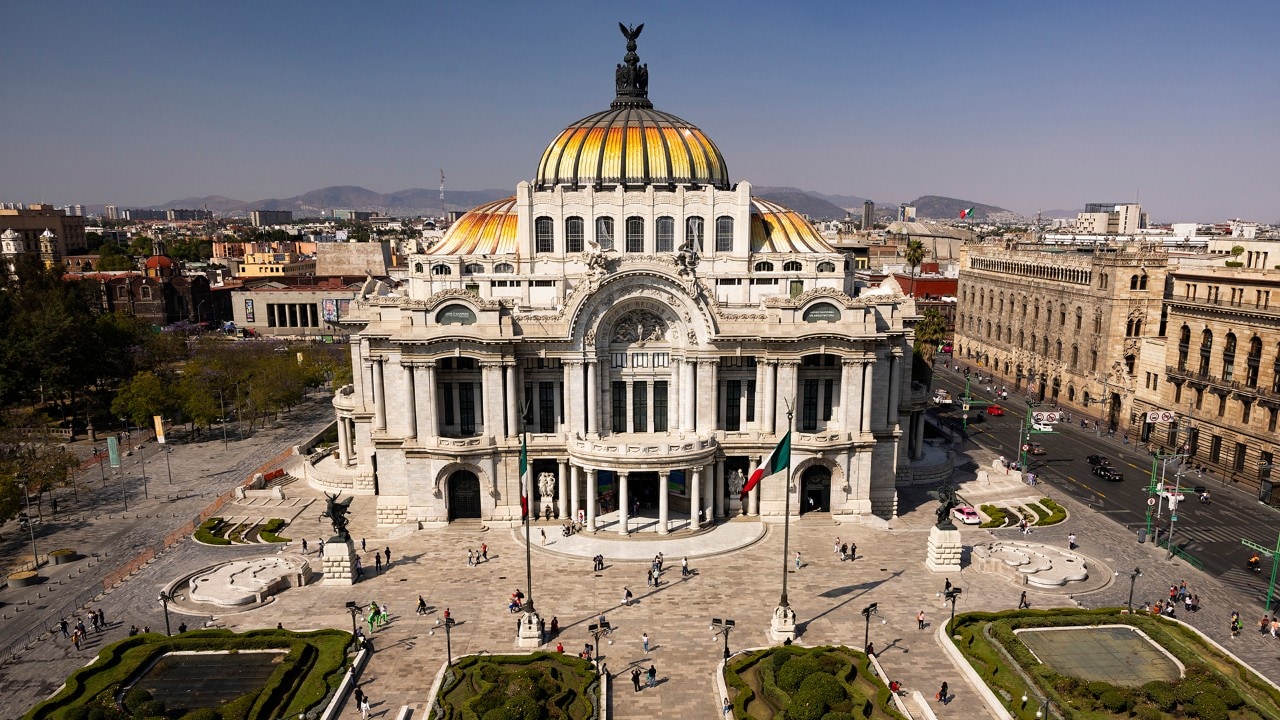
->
{"left": 1027, "top": 442, "right": 1046, "bottom": 455}
{"left": 1030, "top": 422, "right": 1053, "bottom": 432}
{"left": 952, "top": 506, "right": 981, "bottom": 525}
{"left": 932, "top": 389, "right": 953, "bottom": 406}
{"left": 1092, "top": 466, "right": 1123, "bottom": 481}
{"left": 1086, "top": 455, "right": 1109, "bottom": 466}
{"left": 986, "top": 405, "right": 1005, "bottom": 416}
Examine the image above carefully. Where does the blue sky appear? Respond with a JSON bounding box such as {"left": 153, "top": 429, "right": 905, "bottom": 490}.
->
{"left": 2, "top": 1, "right": 1276, "bottom": 222}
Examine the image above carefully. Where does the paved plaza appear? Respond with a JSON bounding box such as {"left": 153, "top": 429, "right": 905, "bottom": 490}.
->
{"left": 3, "top": 412, "right": 1280, "bottom": 719}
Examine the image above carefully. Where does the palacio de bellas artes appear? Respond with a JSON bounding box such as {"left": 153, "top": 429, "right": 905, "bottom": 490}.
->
{"left": 307, "top": 26, "right": 924, "bottom": 535}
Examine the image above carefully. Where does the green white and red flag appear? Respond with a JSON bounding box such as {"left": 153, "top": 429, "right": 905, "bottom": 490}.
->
{"left": 959, "top": 207, "right": 975, "bottom": 219}
{"left": 519, "top": 437, "right": 529, "bottom": 519}
{"left": 742, "top": 431, "right": 791, "bottom": 497}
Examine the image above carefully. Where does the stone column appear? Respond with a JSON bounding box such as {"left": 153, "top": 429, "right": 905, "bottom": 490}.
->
{"left": 422, "top": 362, "right": 439, "bottom": 438}
{"left": 914, "top": 410, "right": 927, "bottom": 460}
{"left": 481, "top": 363, "right": 503, "bottom": 436}
{"left": 564, "top": 361, "right": 582, "bottom": 435}
{"left": 776, "top": 361, "right": 798, "bottom": 430}
{"left": 337, "top": 415, "right": 350, "bottom": 465}
{"left": 748, "top": 455, "right": 760, "bottom": 516}
{"left": 696, "top": 360, "right": 718, "bottom": 435}
{"left": 557, "top": 459, "right": 569, "bottom": 520}
{"left": 860, "top": 362, "right": 873, "bottom": 434}
{"left": 840, "top": 359, "right": 856, "bottom": 430}
{"left": 403, "top": 362, "right": 417, "bottom": 440}
{"left": 703, "top": 463, "right": 714, "bottom": 523}
{"left": 763, "top": 360, "right": 777, "bottom": 435}
{"left": 681, "top": 359, "right": 697, "bottom": 432}
{"left": 690, "top": 465, "right": 703, "bottom": 530}
{"left": 887, "top": 353, "right": 901, "bottom": 426}
{"left": 570, "top": 464, "right": 581, "bottom": 523}
{"left": 372, "top": 357, "right": 386, "bottom": 432}
{"left": 617, "top": 471, "right": 630, "bottom": 535}
{"left": 671, "top": 358, "right": 682, "bottom": 431}
{"left": 714, "top": 457, "right": 726, "bottom": 518}
{"left": 625, "top": 380, "right": 635, "bottom": 433}
{"left": 505, "top": 363, "right": 519, "bottom": 438}
{"left": 586, "top": 468, "right": 598, "bottom": 530}
{"left": 586, "top": 360, "right": 599, "bottom": 436}
{"left": 658, "top": 470, "right": 670, "bottom": 534}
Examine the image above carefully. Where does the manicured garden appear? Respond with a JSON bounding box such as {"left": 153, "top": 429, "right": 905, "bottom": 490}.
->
{"left": 433, "top": 652, "right": 599, "bottom": 720}
{"left": 980, "top": 497, "right": 1065, "bottom": 529}
{"left": 24, "top": 628, "right": 349, "bottom": 720}
{"left": 951, "top": 608, "right": 1280, "bottom": 719}
{"left": 194, "top": 517, "right": 291, "bottom": 546}
{"left": 723, "top": 645, "right": 907, "bottom": 720}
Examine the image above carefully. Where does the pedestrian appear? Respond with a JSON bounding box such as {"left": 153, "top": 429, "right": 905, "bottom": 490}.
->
{"left": 361, "top": 538, "right": 366, "bottom": 551}
{"left": 642, "top": 632, "right": 650, "bottom": 653}
{"left": 540, "top": 528, "right": 546, "bottom": 546}
{"left": 128, "top": 625, "right": 139, "bottom": 636}
{"left": 89, "top": 612, "right": 99, "bottom": 633}
{"left": 937, "top": 681, "right": 948, "bottom": 702}
{"left": 96, "top": 608, "right": 106, "bottom": 630}
{"left": 359, "top": 694, "right": 371, "bottom": 719}
{"left": 1178, "top": 580, "right": 1188, "bottom": 600}
{"left": 375, "top": 554, "right": 382, "bottom": 574}
{"left": 417, "top": 595, "right": 428, "bottom": 615}
{"left": 623, "top": 587, "right": 633, "bottom": 606}
{"left": 681, "top": 556, "right": 689, "bottom": 577}
{"left": 385, "top": 546, "right": 391, "bottom": 566}
{"left": 632, "top": 668, "right": 642, "bottom": 692}
{"left": 794, "top": 551, "right": 802, "bottom": 571}
{"left": 865, "top": 641, "right": 875, "bottom": 657}
{"left": 840, "top": 543, "right": 848, "bottom": 561}
{"left": 354, "top": 686, "right": 366, "bottom": 708}
{"left": 178, "top": 622, "right": 187, "bottom": 633}
{"left": 556, "top": 641, "right": 564, "bottom": 653}
{"left": 849, "top": 542, "right": 856, "bottom": 561}
{"left": 467, "top": 550, "right": 475, "bottom": 567}
{"left": 60, "top": 619, "right": 69, "bottom": 638}
{"left": 51, "top": 498, "right": 57, "bottom": 514}
{"left": 834, "top": 536, "right": 841, "bottom": 555}
{"left": 481, "top": 542, "right": 488, "bottom": 562}
{"left": 646, "top": 664, "right": 657, "bottom": 688}
{"left": 723, "top": 697, "right": 732, "bottom": 716}
{"left": 917, "top": 610, "right": 926, "bottom": 630}
{"left": 318, "top": 538, "right": 325, "bottom": 554}
{"left": 1067, "top": 533, "right": 1077, "bottom": 550}
{"left": 354, "top": 557, "right": 363, "bottom": 579}
{"left": 72, "top": 629, "right": 81, "bottom": 651}
{"left": 301, "top": 538, "right": 308, "bottom": 554}
{"left": 550, "top": 616, "right": 559, "bottom": 635}
{"left": 1271, "top": 617, "right": 1278, "bottom": 638}
{"left": 1018, "top": 590, "right": 1029, "bottom": 609}
{"left": 944, "top": 578, "right": 952, "bottom": 593}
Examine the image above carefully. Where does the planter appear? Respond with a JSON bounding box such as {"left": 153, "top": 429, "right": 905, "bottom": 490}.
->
{"left": 50, "top": 548, "right": 78, "bottom": 565}
{"left": 9, "top": 570, "right": 40, "bottom": 587}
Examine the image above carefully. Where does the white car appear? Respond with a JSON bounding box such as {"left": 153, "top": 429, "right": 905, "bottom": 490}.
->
{"left": 1031, "top": 422, "right": 1053, "bottom": 432}
{"left": 952, "top": 506, "right": 980, "bottom": 525}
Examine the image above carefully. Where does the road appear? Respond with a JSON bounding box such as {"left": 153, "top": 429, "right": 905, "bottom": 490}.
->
{"left": 930, "top": 361, "right": 1280, "bottom": 609}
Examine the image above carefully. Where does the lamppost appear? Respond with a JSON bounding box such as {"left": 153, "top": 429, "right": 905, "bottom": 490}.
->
{"left": 163, "top": 445, "right": 173, "bottom": 485}
{"left": 944, "top": 587, "right": 963, "bottom": 630}
{"left": 345, "top": 601, "right": 364, "bottom": 653}
{"left": 588, "top": 620, "right": 612, "bottom": 666}
{"left": 158, "top": 590, "right": 173, "bottom": 636}
{"left": 861, "top": 603, "right": 878, "bottom": 654}
{"left": 1125, "top": 567, "right": 1142, "bottom": 612}
{"left": 217, "top": 387, "right": 229, "bottom": 450}
{"left": 432, "top": 614, "right": 457, "bottom": 666}
{"left": 711, "top": 618, "right": 736, "bottom": 660}
{"left": 1036, "top": 698, "right": 1051, "bottom": 718}
{"left": 14, "top": 476, "right": 39, "bottom": 569}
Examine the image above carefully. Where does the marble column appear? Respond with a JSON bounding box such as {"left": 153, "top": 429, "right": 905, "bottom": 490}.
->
{"left": 350, "top": 337, "right": 365, "bottom": 400}
{"left": 714, "top": 457, "right": 726, "bottom": 518}
{"left": 702, "top": 464, "right": 714, "bottom": 523}
{"left": 586, "top": 469, "right": 598, "bottom": 530}
{"left": 586, "top": 360, "right": 599, "bottom": 436}
{"left": 914, "top": 410, "right": 926, "bottom": 460}
{"left": 696, "top": 360, "right": 718, "bottom": 435}
{"left": 840, "top": 359, "right": 856, "bottom": 430}
{"left": 748, "top": 455, "right": 760, "bottom": 516}
{"left": 658, "top": 470, "right": 670, "bottom": 534}
{"left": 681, "top": 359, "right": 697, "bottom": 432}
{"left": 860, "top": 362, "right": 873, "bottom": 434}
{"left": 564, "top": 361, "right": 582, "bottom": 435}
{"left": 372, "top": 358, "right": 387, "bottom": 432}
{"left": 617, "top": 471, "right": 630, "bottom": 535}
{"left": 423, "top": 362, "right": 439, "bottom": 438}
{"left": 403, "top": 363, "right": 417, "bottom": 440}
{"left": 481, "top": 363, "right": 504, "bottom": 436}
{"left": 763, "top": 361, "right": 777, "bottom": 435}
{"left": 776, "top": 361, "right": 798, "bottom": 431}
{"left": 557, "top": 458, "right": 569, "bottom": 520}
{"left": 887, "top": 353, "right": 901, "bottom": 426}
{"left": 337, "top": 415, "right": 350, "bottom": 465}
{"left": 570, "top": 464, "right": 581, "bottom": 523}
{"left": 690, "top": 465, "right": 703, "bottom": 530}
{"left": 505, "top": 363, "right": 519, "bottom": 438}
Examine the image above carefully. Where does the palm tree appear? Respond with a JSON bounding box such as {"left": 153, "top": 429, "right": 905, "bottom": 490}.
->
{"left": 903, "top": 239, "right": 926, "bottom": 297}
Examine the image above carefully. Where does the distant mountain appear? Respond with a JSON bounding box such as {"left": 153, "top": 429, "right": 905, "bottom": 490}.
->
{"left": 908, "top": 195, "right": 1019, "bottom": 222}
{"left": 803, "top": 190, "right": 874, "bottom": 211}
{"left": 753, "top": 187, "right": 850, "bottom": 220}
{"left": 1038, "top": 208, "right": 1083, "bottom": 220}
{"left": 151, "top": 186, "right": 511, "bottom": 217}
{"left": 158, "top": 195, "right": 248, "bottom": 213}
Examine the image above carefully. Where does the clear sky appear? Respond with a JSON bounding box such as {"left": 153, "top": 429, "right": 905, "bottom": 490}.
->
{"left": 2, "top": 1, "right": 1277, "bottom": 223}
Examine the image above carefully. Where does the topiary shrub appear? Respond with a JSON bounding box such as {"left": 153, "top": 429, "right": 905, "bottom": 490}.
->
{"left": 1086, "top": 680, "right": 1113, "bottom": 698}
{"left": 777, "top": 656, "right": 823, "bottom": 694}
{"left": 195, "top": 518, "right": 231, "bottom": 545}
{"left": 1217, "top": 687, "right": 1243, "bottom": 709}
{"left": 798, "top": 672, "right": 846, "bottom": 707}
{"left": 260, "top": 518, "right": 291, "bottom": 543}
{"left": 1039, "top": 498, "right": 1066, "bottom": 524}
{"left": 1099, "top": 689, "right": 1130, "bottom": 713}
{"left": 979, "top": 504, "right": 1008, "bottom": 528}
{"left": 1193, "top": 693, "right": 1229, "bottom": 720}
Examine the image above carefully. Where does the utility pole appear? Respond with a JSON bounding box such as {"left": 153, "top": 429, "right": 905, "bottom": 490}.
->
{"left": 1242, "top": 533, "right": 1280, "bottom": 612}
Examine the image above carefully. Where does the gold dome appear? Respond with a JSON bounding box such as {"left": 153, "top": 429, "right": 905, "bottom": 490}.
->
{"left": 431, "top": 197, "right": 519, "bottom": 256}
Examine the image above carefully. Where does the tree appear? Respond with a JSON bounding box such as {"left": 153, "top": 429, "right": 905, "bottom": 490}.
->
{"left": 912, "top": 308, "right": 947, "bottom": 387}
{"left": 903, "top": 239, "right": 927, "bottom": 298}
{"left": 111, "top": 371, "right": 172, "bottom": 428}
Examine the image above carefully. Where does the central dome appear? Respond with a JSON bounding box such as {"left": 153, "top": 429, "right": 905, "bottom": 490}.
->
{"left": 534, "top": 24, "right": 729, "bottom": 191}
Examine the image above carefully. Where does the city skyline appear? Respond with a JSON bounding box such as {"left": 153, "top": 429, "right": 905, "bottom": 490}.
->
{"left": 2, "top": 1, "right": 1277, "bottom": 223}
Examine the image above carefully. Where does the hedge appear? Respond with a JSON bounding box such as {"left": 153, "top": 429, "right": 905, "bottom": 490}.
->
{"left": 1038, "top": 498, "right": 1066, "bottom": 524}
{"left": 724, "top": 646, "right": 906, "bottom": 720}
{"left": 194, "top": 518, "right": 231, "bottom": 546}
{"left": 979, "top": 504, "right": 1009, "bottom": 528}
{"left": 260, "top": 518, "right": 291, "bottom": 544}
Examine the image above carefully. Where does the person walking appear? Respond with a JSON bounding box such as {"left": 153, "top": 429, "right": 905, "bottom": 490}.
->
{"left": 681, "top": 556, "right": 689, "bottom": 577}
{"left": 917, "top": 610, "right": 926, "bottom": 630}
{"left": 1018, "top": 590, "right": 1029, "bottom": 609}
{"left": 384, "top": 546, "right": 392, "bottom": 567}
{"left": 1067, "top": 533, "right": 1077, "bottom": 550}
{"left": 642, "top": 632, "right": 650, "bottom": 653}
{"left": 839, "top": 543, "right": 848, "bottom": 561}
{"left": 374, "top": 554, "right": 382, "bottom": 574}
{"left": 318, "top": 538, "right": 325, "bottom": 555}
{"left": 481, "top": 543, "right": 488, "bottom": 562}
{"left": 794, "top": 551, "right": 802, "bottom": 571}
{"left": 646, "top": 664, "right": 657, "bottom": 688}
{"left": 467, "top": 550, "right": 475, "bottom": 567}
{"left": 632, "top": 668, "right": 642, "bottom": 692}
{"left": 359, "top": 694, "right": 371, "bottom": 719}
{"left": 361, "top": 538, "right": 367, "bottom": 552}
{"left": 417, "top": 595, "right": 428, "bottom": 615}
{"left": 834, "top": 536, "right": 841, "bottom": 555}
{"left": 623, "top": 587, "right": 633, "bottom": 606}
{"left": 937, "top": 681, "right": 948, "bottom": 702}
{"left": 849, "top": 542, "right": 857, "bottom": 561}
{"left": 59, "top": 619, "right": 69, "bottom": 639}
{"left": 301, "top": 538, "right": 308, "bottom": 554}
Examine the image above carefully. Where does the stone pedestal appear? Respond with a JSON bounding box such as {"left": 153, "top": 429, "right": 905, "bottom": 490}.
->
{"left": 926, "top": 526, "right": 963, "bottom": 572}
{"left": 770, "top": 604, "right": 796, "bottom": 643}
{"left": 322, "top": 537, "right": 358, "bottom": 585}
{"left": 516, "top": 610, "right": 543, "bottom": 648}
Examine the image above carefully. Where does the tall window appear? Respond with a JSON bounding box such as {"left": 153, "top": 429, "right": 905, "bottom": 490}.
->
{"left": 565, "top": 216, "right": 584, "bottom": 253}
{"left": 535, "top": 216, "right": 554, "bottom": 253}
{"left": 1222, "top": 332, "right": 1237, "bottom": 382}
{"left": 626, "top": 216, "right": 644, "bottom": 253}
{"left": 1199, "top": 329, "right": 1213, "bottom": 375}
{"left": 611, "top": 381, "right": 626, "bottom": 432}
{"left": 538, "top": 381, "right": 556, "bottom": 433}
{"left": 1247, "top": 336, "right": 1262, "bottom": 387}
{"left": 715, "top": 216, "right": 734, "bottom": 252}
{"left": 1075, "top": 307, "right": 1083, "bottom": 331}
{"left": 632, "top": 381, "right": 648, "bottom": 432}
{"left": 596, "top": 217, "right": 615, "bottom": 250}
{"left": 685, "top": 216, "right": 704, "bottom": 251}
{"left": 726, "top": 380, "right": 741, "bottom": 431}
{"left": 654, "top": 381, "right": 668, "bottom": 432}
{"left": 458, "top": 382, "right": 475, "bottom": 435}
{"left": 655, "top": 216, "right": 674, "bottom": 252}
{"left": 801, "top": 378, "right": 819, "bottom": 432}
{"left": 1177, "top": 326, "right": 1190, "bottom": 371}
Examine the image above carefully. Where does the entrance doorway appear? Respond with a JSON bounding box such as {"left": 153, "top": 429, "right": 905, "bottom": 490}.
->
{"left": 800, "top": 466, "right": 831, "bottom": 514}
{"left": 629, "top": 471, "right": 660, "bottom": 514}
{"left": 447, "top": 470, "right": 482, "bottom": 520}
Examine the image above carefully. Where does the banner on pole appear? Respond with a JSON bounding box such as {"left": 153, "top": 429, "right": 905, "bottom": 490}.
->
{"left": 107, "top": 436, "right": 121, "bottom": 468}
{"left": 153, "top": 415, "right": 166, "bottom": 444}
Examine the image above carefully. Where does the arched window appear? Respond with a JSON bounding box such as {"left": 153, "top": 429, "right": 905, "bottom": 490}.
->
{"left": 595, "top": 216, "right": 615, "bottom": 250}
{"left": 463, "top": 263, "right": 484, "bottom": 275}
{"left": 414, "top": 262, "right": 424, "bottom": 273}
{"left": 1071, "top": 345, "right": 1079, "bottom": 369}
{"left": 494, "top": 263, "right": 514, "bottom": 274}
{"left": 1042, "top": 336, "right": 1049, "bottom": 355}
{"left": 535, "top": 216, "right": 554, "bottom": 253}
{"left": 816, "top": 261, "right": 836, "bottom": 272}
{"left": 655, "top": 216, "right": 675, "bottom": 253}
{"left": 1090, "top": 350, "right": 1098, "bottom": 371}
{"left": 1067, "top": 385, "right": 1076, "bottom": 402}
{"left": 1100, "top": 273, "right": 1109, "bottom": 290}
{"left": 754, "top": 261, "right": 775, "bottom": 272}
{"left": 1055, "top": 340, "right": 1062, "bottom": 360}
{"left": 565, "top": 216, "right": 584, "bottom": 253}
{"left": 1059, "top": 306, "right": 1067, "bottom": 326}
{"left": 783, "top": 261, "right": 802, "bottom": 272}
{"left": 1222, "top": 332, "right": 1237, "bottom": 382}
{"left": 685, "top": 216, "right": 704, "bottom": 251}
{"left": 1130, "top": 274, "right": 1140, "bottom": 290}
{"left": 1006, "top": 326, "right": 1012, "bottom": 343}
{"left": 140, "top": 285, "right": 152, "bottom": 300}
{"left": 1094, "top": 314, "right": 1102, "bottom": 334}
{"left": 1125, "top": 354, "right": 1136, "bottom": 375}
{"left": 996, "top": 323, "right": 1003, "bottom": 343}
{"left": 1177, "top": 325, "right": 1191, "bottom": 370}
{"left": 431, "top": 264, "right": 452, "bottom": 276}
{"left": 625, "top": 216, "right": 644, "bottom": 253}
{"left": 715, "top": 216, "right": 734, "bottom": 252}
{"left": 436, "top": 304, "right": 477, "bottom": 325}
{"left": 1139, "top": 275, "right": 1148, "bottom": 289}
{"left": 1075, "top": 307, "right": 1083, "bottom": 331}
{"left": 1019, "top": 331, "right": 1025, "bottom": 349}
{"left": 1246, "top": 336, "right": 1262, "bottom": 387}
{"left": 1199, "top": 329, "right": 1213, "bottom": 375}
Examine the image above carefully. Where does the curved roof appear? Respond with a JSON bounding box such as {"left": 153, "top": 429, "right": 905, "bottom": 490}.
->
{"left": 751, "top": 199, "right": 835, "bottom": 253}
{"left": 535, "top": 106, "right": 729, "bottom": 191}
{"left": 431, "top": 197, "right": 519, "bottom": 256}
{"left": 145, "top": 255, "right": 175, "bottom": 269}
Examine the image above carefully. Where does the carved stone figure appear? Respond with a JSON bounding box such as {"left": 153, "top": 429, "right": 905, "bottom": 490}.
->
{"left": 613, "top": 310, "right": 667, "bottom": 343}
{"left": 537, "top": 472, "right": 557, "bottom": 500}
{"left": 321, "top": 492, "right": 354, "bottom": 541}
{"left": 932, "top": 482, "right": 959, "bottom": 531}
{"left": 728, "top": 469, "right": 745, "bottom": 496}
{"left": 675, "top": 238, "right": 699, "bottom": 275}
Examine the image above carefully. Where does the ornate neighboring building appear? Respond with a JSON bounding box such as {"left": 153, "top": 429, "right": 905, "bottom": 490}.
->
{"left": 311, "top": 29, "right": 921, "bottom": 530}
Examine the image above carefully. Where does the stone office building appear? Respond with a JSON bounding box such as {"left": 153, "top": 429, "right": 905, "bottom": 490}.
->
{"left": 312, "top": 31, "right": 921, "bottom": 530}
{"left": 955, "top": 243, "right": 1168, "bottom": 432}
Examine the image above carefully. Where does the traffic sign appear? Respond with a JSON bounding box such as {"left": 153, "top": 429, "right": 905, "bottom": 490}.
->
{"left": 1032, "top": 411, "right": 1060, "bottom": 424}
{"left": 1171, "top": 514, "right": 1178, "bottom": 522}
{"left": 962, "top": 404, "right": 970, "bottom": 412}
{"left": 1021, "top": 444, "right": 1030, "bottom": 452}
{"left": 1147, "top": 498, "right": 1156, "bottom": 506}
{"left": 1146, "top": 410, "right": 1177, "bottom": 423}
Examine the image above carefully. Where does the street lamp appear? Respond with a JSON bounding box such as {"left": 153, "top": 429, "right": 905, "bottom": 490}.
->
{"left": 944, "top": 588, "right": 963, "bottom": 630}
{"left": 158, "top": 590, "right": 173, "bottom": 636}
{"left": 432, "top": 614, "right": 457, "bottom": 666}
{"left": 345, "top": 601, "right": 364, "bottom": 653}
{"left": 861, "top": 603, "right": 878, "bottom": 654}
{"left": 588, "top": 620, "right": 612, "bottom": 666}
{"left": 163, "top": 445, "right": 173, "bottom": 485}
{"left": 1036, "top": 698, "right": 1051, "bottom": 718}
{"left": 1126, "top": 567, "right": 1142, "bottom": 612}
{"left": 711, "top": 618, "right": 736, "bottom": 660}
{"left": 14, "top": 477, "right": 39, "bottom": 570}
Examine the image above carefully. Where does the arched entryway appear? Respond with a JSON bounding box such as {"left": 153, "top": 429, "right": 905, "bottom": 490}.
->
{"left": 1107, "top": 392, "right": 1122, "bottom": 431}
{"left": 447, "top": 470, "right": 482, "bottom": 520}
{"left": 800, "top": 466, "right": 831, "bottom": 514}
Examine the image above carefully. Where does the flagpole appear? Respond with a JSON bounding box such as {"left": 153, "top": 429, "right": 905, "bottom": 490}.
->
{"left": 521, "top": 403, "right": 534, "bottom": 616}
{"left": 779, "top": 404, "right": 794, "bottom": 610}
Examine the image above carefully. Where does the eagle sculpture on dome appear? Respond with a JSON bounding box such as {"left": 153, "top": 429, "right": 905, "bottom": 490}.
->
{"left": 615, "top": 22, "right": 648, "bottom": 99}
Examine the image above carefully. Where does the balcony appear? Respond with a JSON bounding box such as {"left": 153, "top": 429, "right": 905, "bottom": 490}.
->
{"left": 1167, "top": 365, "right": 1280, "bottom": 404}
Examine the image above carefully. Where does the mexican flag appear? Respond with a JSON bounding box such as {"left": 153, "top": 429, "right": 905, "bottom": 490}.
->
{"left": 959, "top": 207, "right": 975, "bottom": 219}
{"left": 519, "top": 437, "right": 529, "bottom": 520}
{"left": 742, "top": 431, "right": 791, "bottom": 497}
